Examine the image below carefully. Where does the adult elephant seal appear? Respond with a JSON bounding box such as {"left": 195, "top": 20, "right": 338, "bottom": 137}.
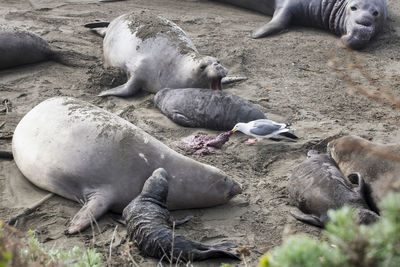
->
{"left": 123, "top": 168, "right": 241, "bottom": 262}
{"left": 154, "top": 88, "right": 266, "bottom": 130}
{"left": 288, "top": 150, "right": 379, "bottom": 227}
{"left": 0, "top": 30, "right": 92, "bottom": 70}
{"left": 84, "top": 12, "right": 228, "bottom": 97}
{"left": 215, "top": 0, "right": 388, "bottom": 49}
{"left": 328, "top": 135, "right": 400, "bottom": 212}
{"left": 12, "top": 97, "right": 242, "bottom": 234}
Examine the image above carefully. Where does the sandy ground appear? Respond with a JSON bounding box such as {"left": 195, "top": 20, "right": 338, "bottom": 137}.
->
{"left": 0, "top": 0, "right": 399, "bottom": 266}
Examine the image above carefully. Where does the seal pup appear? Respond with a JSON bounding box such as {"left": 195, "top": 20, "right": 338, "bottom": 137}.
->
{"left": 123, "top": 168, "right": 241, "bottom": 262}
{"left": 288, "top": 150, "right": 379, "bottom": 227}
{"left": 328, "top": 135, "right": 400, "bottom": 212}
{"left": 84, "top": 12, "right": 228, "bottom": 97}
{"left": 12, "top": 97, "right": 242, "bottom": 234}
{"left": 215, "top": 0, "right": 388, "bottom": 49}
{"left": 0, "top": 30, "right": 93, "bottom": 70}
{"left": 154, "top": 88, "right": 266, "bottom": 130}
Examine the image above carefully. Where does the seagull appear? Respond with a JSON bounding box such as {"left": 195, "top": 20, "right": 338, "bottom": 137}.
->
{"left": 231, "top": 119, "right": 298, "bottom": 144}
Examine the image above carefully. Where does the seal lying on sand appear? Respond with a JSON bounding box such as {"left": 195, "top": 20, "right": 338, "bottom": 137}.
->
{"left": 12, "top": 97, "right": 242, "bottom": 234}
{"left": 216, "top": 0, "right": 388, "bottom": 49}
{"left": 288, "top": 150, "right": 379, "bottom": 227}
{"left": 84, "top": 12, "right": 228, "bottom": 97}
{"left": 0, "top": 30, "right": 92, "bottom": 70}
{"left": 123, "top": 168, "right": 241, "bottom": 262}
{"left": 154, "top": 88, "right": 266, "bottom": 130}
{"left": 328, "top": 135, "right": 400, "bottom": 212}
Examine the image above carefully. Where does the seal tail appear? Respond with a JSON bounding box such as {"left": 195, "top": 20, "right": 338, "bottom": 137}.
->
{"left": 50, "top": 48, "right": 97, "bottom": 68}
{"left": 84, "top": 21, "right": 110, "bottom": 37}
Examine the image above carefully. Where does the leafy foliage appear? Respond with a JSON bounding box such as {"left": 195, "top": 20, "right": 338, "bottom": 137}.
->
{"left": 259, "top": 193, "right": 400, "bottom": 267}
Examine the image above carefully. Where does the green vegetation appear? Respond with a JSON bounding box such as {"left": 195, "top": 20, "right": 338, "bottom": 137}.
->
{"left": 259, "top": 193, "right": 400, "bottom": 267}
{"left": 0, "top": 221, "right": 103, "bottom": 267}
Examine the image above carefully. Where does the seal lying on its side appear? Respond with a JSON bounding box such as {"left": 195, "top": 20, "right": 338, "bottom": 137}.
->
{"left": 288, "top": 150, "right": 379, "bottom": 227}
{"left": 328, "top": 135, "right": 400, "bottom": 212}
{"left": 154, "top": 88, "right": 266, "bottom": 130}
{"left": 12, "top": 97, "right": 242, "bottom": 234}
{"left": 215, "top": 0, "right": 388, "bottom": 49}
{"left": 0, "top": 31, "right": 55, "bottom": 70}
{"left": 85, "top": 12, "right": 228, "bottom": 97}
{"left": 0, "top": 30, "right": 92, "bottom": 70}
{"left": 123, "top": 168, "right": 241, "bottom": 262}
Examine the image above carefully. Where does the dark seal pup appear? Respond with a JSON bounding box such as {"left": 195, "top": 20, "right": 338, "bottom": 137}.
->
{"left": 123, "top": 168, "right": 241, "bottom": 263}
{"left": 216, "top": 0, "right": 388, "bottom": 49}
{"left": 328, "top": 135, "right": 400, "bottom": 212}
{"left": 85, "top": 12, "right": 228, "bottom": 97}
{"left": 288, "top": 151, "right": 379, "bottom": 227}
{"left": 154, "top": 88, "right": 266, "bottom": 130}
{"left": 0, "top": 30, "right": 92, "bottom": 70}
{"left": 12, "top": 97, "right": 242, "bottom": 234}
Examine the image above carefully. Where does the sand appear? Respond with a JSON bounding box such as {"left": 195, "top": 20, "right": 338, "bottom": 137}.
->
{"left": 0, "top": 0, "right": 399, "bottom": 266}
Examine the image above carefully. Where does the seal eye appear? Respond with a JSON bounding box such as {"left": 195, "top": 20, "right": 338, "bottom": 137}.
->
{"left": 199, "top": 64, "right": 207, "bottom": 71}
{"left": 372, "top": 11, "right": 379, "bottom": 16}
{"left": 350, "top": 6, "right": 357, "bottom": 11}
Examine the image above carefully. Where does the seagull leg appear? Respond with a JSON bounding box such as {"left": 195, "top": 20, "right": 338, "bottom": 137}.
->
{"left": 245, "top": 138, "right": 258, "bottom": 145}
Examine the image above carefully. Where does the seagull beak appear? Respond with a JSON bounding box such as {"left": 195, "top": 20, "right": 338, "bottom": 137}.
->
{"left": 231, "top": 129, "right": 236, "bottom": 133}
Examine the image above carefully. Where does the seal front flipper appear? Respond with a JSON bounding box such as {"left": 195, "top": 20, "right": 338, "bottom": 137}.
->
{"left": 66, "top": 193, "right": 111, "bottom": 234}
{"left": 252, "top": 8, "right": 292, "bottom": 38}
{"left": 170, "top": 215, "right": 193, "bottom": 227}
{"left": 98, "top": 76, "right": 142, "bottom": 97}
{"left": 290, "top": 210, "right": 324, "bottom": 228}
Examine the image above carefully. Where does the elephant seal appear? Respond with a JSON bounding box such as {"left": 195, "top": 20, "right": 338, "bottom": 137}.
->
{"left": 328, "top": 135, "right": 400, "bottom": 212}
{"left": 123, "top": 168, "right": 241, "bottom": 262}
{"left": 154, "top": 88, "right": 266, "bottom": 130}
{"left": 84, "top": 12, "right": 228, "bottom": 97}
{"left": 0, "top": 31, "right": 55, "bottom": 70}
{"left": 12, "top": 97, "right": 242, "bottom": 234}
{"left": 288, "top": 150, "right": 379, "bottom": 227}
{"left": 0, "top": 30, "right": 93, "bottom": 70}
{"left": 216, "top": 0, "right": 388, "bottom": 49}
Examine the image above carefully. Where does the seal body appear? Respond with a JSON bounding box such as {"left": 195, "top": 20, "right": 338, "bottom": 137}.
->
{"left": 123, "top": 168, "right": 241, "bottom": 262}
{"left": 12, "top": 97, "right": 242, "bottom": 234}
{"left": 0, "top": 31, "right": 54, "bottom": 70}
{"left": 328, "top": 135, "right": 400, "bottom": 212}
{"left": 216, "top": 0, "right": 388, "bottom": 49}
{"left": 154, "top": 88, "right": 266, "bottom": 130}
{"left": 288, "top": 151, "right": 379, "bottom": 227}
{"left": 85, "top": 12, "right": 227, "bottom": 97}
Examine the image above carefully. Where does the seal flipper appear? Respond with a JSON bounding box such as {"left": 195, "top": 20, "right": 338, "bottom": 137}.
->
{"left": 66, "top": 193, "right": 111, "bottom": 234}
{"left": 290, "top": 210, "right": 324, "bottom": 228}
{"left": 192, "top": 242, "right": 241, "bottom": 261}
{"left": 252, "top": 8, "right": 292, "bottom": 38}
{"left": 84, "top": 22, "right": 110, "bottom": 37}
{"left": 170, "top": 215, "right": 193, "bottom": 227}
{"left": 98, "top": 76, "right": 141, "bottom": 97}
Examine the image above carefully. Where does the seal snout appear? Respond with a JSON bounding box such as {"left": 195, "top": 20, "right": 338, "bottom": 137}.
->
{"left": 229, "top": 182, "right": 243, "bottom": 199}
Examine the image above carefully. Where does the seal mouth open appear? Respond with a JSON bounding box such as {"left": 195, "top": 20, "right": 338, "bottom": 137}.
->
{"left": 210, "top": 78, "right": 222, "bottom": 90}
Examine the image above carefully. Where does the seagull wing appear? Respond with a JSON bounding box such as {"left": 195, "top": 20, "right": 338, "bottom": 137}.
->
{"left": 249, "top": 121, "right": 284, "bottom": 136}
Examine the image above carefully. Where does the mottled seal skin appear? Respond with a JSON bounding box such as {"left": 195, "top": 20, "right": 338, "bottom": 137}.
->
{"left": 123, "top": 168, "right": 241, "bottom": 263}
{"left": 328, "top": 135, "right": 400, "bottom": 212}
{"left": 85, "top": 12, "right": 227, "bottom": 97}
{"left": 12, "top": 97, "right": 242, "bottom": 234}
{"left": 288, "top": 150, "right": 379, "bottom": 227}
{"left": 154, "top": 88, "right": 266, "bottom": 130}
{"left": 216, "top": 0, "right": 388, "bottom": 49}
{"left": 0, "top": 31, "right": 54, "bottom": 70}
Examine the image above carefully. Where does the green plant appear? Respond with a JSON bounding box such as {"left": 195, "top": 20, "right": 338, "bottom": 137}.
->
{"left": 260, "top": 193, "right": 400, "bottom": 267}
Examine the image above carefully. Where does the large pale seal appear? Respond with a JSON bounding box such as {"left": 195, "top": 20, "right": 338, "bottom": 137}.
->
{"left": 84, "top": 12, "right": 228, "bottom": 97}
{"left": 288, "top": 150, "right": 379, "bottom": 227}
{"left": 328, "top": 135, "right": 400, "bottom": 212}
{"left": 216, "top": 0, "right": 388, "bottom": 49}
{"left": 154, "top": 88, "right": 266, "bottom": 130}
{"left": 123, "top": 168, "right": 241, "bottom": 262}
{"left": 12, "top": 97, "right": 242, "bottom": 234}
